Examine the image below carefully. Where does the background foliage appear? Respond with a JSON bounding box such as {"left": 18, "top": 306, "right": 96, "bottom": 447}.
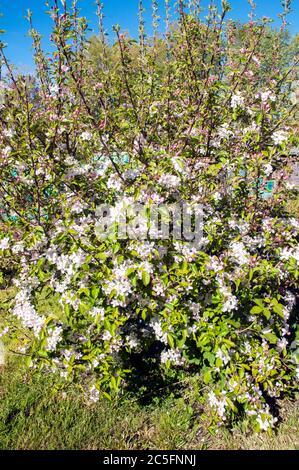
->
{"left": 0, "top": 0, "right": 298, "bottom": 434}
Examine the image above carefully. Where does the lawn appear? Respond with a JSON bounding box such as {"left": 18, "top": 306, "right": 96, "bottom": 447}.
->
{"left": 0, "top": 357, "right": 298, "bottom": 450}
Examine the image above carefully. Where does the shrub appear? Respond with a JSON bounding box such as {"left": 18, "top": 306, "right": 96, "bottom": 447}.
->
{"left": 0, "top": 0, "right": 298, "bottom": 432}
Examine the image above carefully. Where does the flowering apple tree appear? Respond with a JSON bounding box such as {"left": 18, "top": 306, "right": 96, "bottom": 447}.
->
{"left": 0, "top": 0, "right": 298, "bottom": 432}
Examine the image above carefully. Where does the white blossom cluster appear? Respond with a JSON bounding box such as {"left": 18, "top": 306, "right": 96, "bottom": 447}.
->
{"left": 13, "top": 272, "right": 44, "bottom": 336}
{"left": 160, "top": 348, "right": 185, "bottom": 365}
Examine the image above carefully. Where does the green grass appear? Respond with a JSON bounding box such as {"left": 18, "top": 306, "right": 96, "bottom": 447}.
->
{"left": 0, "top": 359, "right": 298, "bottom": 450}
{"left": 215, "top": 400, "right": 299, "bottom": 450}
{"left": 0, "top": 360, "right": 200, "bottom": 450}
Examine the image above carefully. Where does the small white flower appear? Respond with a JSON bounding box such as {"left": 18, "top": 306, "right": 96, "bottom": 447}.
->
{"left": 102, "top": 330, "right": 112, "bottom": 341}
{"left": 229, "top": 241, "right": 249, "bottom": 266}
{"left": 280, "top": 246, "right": 299, "bottom": 263}
{"left": 49, "top": 84, "right": 59, "bottom": 96}
{"left": 277, "top": 338, "right": 288, "bottom": 351}
{"left": 289, "top": 218, "right": 299, "bottom": 230}
{"left": 216, "top": 349, "right": 231, "bottom": 365}
{"left": 60, "top": 370, "right": 68, "bottom": 379}
{"left": 223, "top": 295, "right": 238, "bottom": 312}
{"left": 189, "top": 302, "right": 200, "bottom": 316}
{"left": 89, "top": 385, "right": 100, "bottom": 403}
{"left": 231, "top": 93, "right": 245, "bottom": 109}
{"left": 150, "top": 318, "right": 167, "bottom": 344}
{"left": 107, "top": 174, "right": 122, "bottom": 192}
{"left": 217, "top": 123, "right": 233, "bottom": 139}
{"left": 126, "top": 334, "right": 139, "bottom": 349}
{"left": 3, "top": 128, "right": 14, "bottom": 138}
{"left": 46, "top": 326, "right": 63, "bottom": 351}
{"left": 0, "top": 326, "right": 9, "bottom": 338}
{"left": 256, "top": 413, "right": 277, "bottom": 431}
{"left": 252, "top": 55, "right": 261, "bottom": 66}
{"left": 90, "top": 307, "right": 105, "bottom": 321}
{"left": 153, "top": 281, "right": 166, "bottom": 297}
{"left": 12, "top": 242, "right": 24, "bottom": 254}
{"left": 263, "top": 163, "right": 273, "bottom": 177}
{"left": 272, "top": 130, "right": 288, "bottom": 146}
{"left": 160, "top": 348, "right": 184, "bottom": 365}
{"left": 172, "top": 157, "right": 188, "bottom": 175}
{"left": 13, "top": 291, "right": 45, "bottom": 336}
{"left": 208, "top": 391, "right": 227, "bottom": 420}
{"left": 260, "top": 90, "right": 276, "bottom": 103}
{"left": 286, "top": 182, "right": 295, "bottom": 190}
{"left": 213, "top": 192, "right": 222, "bottom": 202}
{"left": 80, "top": 131, "right": 93, "bottom": 141}
{"left": 70, "top": 200, "right": 87, "bottom": 214}
{"left": 158, "top": 173, "right": 181, "bottom": 188}
{"left": 0, "top": 237, "right": 9, "bottom": 250}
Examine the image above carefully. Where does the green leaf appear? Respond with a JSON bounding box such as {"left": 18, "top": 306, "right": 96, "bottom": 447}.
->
{"left": 110, "top": 376, "right": 118, "bottom": 391}
{"left": 215, "top": 357, "right": 222, "bottom": 368}
{"left": 91, "top": 287, "right": 100, "bottom": 299}
{"left": 250, "top": 306, "right": 262, "bottom": 314}
{"left": 126, "top": 267, "right": 136, "bottom": 276}
{"left": 203, "top": 351, "right": 215, "bottom": 365}
{"left": 96, "top": 252, "right": 107, "bottom": 261}
{"left": 142, "top": 270, "right": 151, "bottom": 286}
{"left": 263, "top": 309, "right": 271, "bottom": 320}
{"left": 203, "top": 370, "right": 212, "bottom": 384}
{"left": 167, "top": 334, "right": 175, "bottom": 349}
{"left": 264, "top": 332, "right": 277, "bottom": 344}
{"left": 103, "top": 392, "right": 112, "bottom": 401}
{"left": 273, "top": 304, "right": 284, "bottom": 318}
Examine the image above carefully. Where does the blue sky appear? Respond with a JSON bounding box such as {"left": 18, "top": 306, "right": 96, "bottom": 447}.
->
{"left": 0, "top": 0, "right": 298, "bottom": 73}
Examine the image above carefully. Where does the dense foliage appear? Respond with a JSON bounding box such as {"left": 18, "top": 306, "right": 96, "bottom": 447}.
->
{"left": 0, "top": 0, "right": 298, "bottom": 432}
